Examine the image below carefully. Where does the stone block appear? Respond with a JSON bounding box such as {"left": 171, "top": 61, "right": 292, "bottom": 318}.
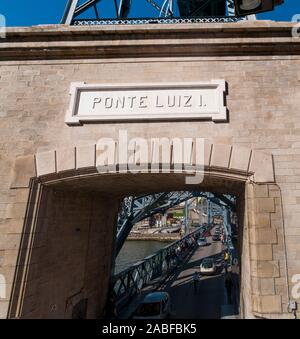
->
{"left": 129, "top": 137, "right": 152, "bottom": 172}
{"left": 210, "top": 144, "right": 231, "bottom": 168}
{"left": 0, "top": 234, "right": 22, "bottom": 251}
{"left": 285, "top": 228, "right": 300, "bottom": 236}
{"left": 0, "top": 301, "right": 8, "bottom": 318}
{"left": 250, "top": 228, "right": 277, "bottom": 244}
{"left": 96, "top": 139, "right": 117, "bottom": 173}
{"left": 12, "top": 189, "right": 30, "bottom": 204}
{"left": 10, "top": 155, "right": 36, "bottom": 188}
{"left": 150, "top": 137, "right": 172, "bottom": 172}
{"left": 0, "top": 266, "right": 18, "bottom": 285}
{"left": 250, "top": 244, "right": 273, "bottom": 261}
{"left": 252, "top": 277, "right": 275, "bottom": 295}
{"left": 275, "top": 278, "right": 287, "bottom": 296}
{"left": 76, "top": 144, "right": 96, "bottom": 169}
{"left": 251, "top": 260, "right": 280, "bottom": 278}
{"left": 250, "top": 150, "right": 275, "bottom": 183}
{"left": 255, "top": 213, "right": 271, "bottom": 228}
{"left": 5, "top": 203, "right": 28, "bottom": 219}
{"left": 255, "top": 198, "right": 275, "bottom": 213}
{"left": 230, "top": 145, "right": 251, "bottom": 172}
{"left": 56, "top": 147, "right": 76, "bottom": 172}
{"left": 204, "top": 141, "right": 212, "bottom": 167}
{"left": 185, "top": 139, "right": 205, "bottom": 182}
{"left": 0, "top": 282, "right": 12, "bottom": 301}
{"left": 259, "top": 279, "right": 276, "bottom": 296}
{"left": 253, "top": 185, "right": 269, "bottom": 198}
{"left": 246, "top": 183, "right": 254, "bottom": 199}
{"left": 252, "top": 295, "right": 282, "bottom": 314}
{"left": 2, "top": 249, "right": 23, "bottom": 267}
{"left": 0, "top": 219, "right": 26, "bottom": 234}
{"left": 35, "top": 151, "right": 56, "bottom": 177}
{"left": 268, "top": 188, "right": 281, "bottom": 198}
{"left": 247, "top": 209, "right": 256, "bottom": 228}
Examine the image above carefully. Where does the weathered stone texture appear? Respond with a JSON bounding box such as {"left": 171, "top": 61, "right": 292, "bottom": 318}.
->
{"left": 7, "top": 186, "right": 119, "bottom": 319}
{"left": 0, "top": 22, "right": 299, "bottom": 319}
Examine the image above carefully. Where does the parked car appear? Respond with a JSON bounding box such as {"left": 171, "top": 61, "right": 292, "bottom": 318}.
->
{"left": 214, "top": 229, "right": 221, "bottom": 236}
{"left": 200, "top": 258, "right": 216, "bottom": 275}
{"left": 197, "top": 237, "right": 207, "bottom": 247}
{"left": 203, "top": 230, "right": 211, "bottom": 237}
{"left": 212, "top": 233, "right": 221, "bottom": 241}
{"left": 132, "top": 292, "right": 171, "bottom": 319}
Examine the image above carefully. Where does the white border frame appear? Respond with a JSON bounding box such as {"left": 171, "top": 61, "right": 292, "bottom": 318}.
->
{"left": 65, "top": 80, "right": 227, "bottom": 125}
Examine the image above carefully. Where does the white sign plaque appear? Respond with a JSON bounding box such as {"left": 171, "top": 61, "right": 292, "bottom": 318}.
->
{"left": 65, "top": 80, "right": 227, "bottom": 125}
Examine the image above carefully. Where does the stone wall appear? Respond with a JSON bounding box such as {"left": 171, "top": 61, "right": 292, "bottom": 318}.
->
{"left": 7, "top": 183, "right": 119, "bottom": 318}
{"left": 0, "top": 21, "right": 300, "bottom": 318}
{"left": 247, "top": 183, "right": 289, "bottom": 318}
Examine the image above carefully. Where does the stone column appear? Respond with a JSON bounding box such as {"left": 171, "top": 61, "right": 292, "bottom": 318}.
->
{"left": 246, "top": 183, "right": 289, "bottom": 318}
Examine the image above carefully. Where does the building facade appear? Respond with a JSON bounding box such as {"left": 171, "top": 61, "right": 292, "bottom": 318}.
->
{"left": 0, "top": 21, "right": 300, "bottom": 318}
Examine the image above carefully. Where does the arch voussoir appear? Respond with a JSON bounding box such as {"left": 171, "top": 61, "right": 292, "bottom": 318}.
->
{"left": 10, "top": 142, "right": 275, "bottom": 188}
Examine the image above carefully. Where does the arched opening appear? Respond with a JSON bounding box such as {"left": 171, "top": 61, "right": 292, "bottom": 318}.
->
{"left": 7, "top": 169, "right": 247, "bottom": 319}
{"left": 113, "top": 189, "right": 241, "bottom": 319}
{"left": 6, "top": 143, "right": 286, "bottom": 319}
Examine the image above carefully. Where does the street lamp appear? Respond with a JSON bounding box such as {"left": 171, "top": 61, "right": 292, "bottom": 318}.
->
{"left": 234, "top": 0, "right": 284, "bottom": 17}
{"left": 240, "top": 0, "right": 262, "bottom": 10}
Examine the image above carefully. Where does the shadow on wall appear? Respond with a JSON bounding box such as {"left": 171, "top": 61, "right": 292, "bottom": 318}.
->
{"left": 7, "top": 180, "right": 117, "bottom": 319}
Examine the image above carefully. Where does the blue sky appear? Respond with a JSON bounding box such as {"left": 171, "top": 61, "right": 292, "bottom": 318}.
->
{"left": 0, "top": 0, "right": 299, "bottom": 27}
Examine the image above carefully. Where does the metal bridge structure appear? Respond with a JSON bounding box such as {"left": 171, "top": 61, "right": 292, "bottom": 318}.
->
{"left": 112, "top": 191, "right": 237, "bottom": 311}
{"left": 116, "top": 191, "right": 236, "bottom": 254}
{"left": 61, "top": 0, "right": 244, "bottom": 26}
{"left": 112, "top": 193, "right": 237, "bottom": 311}
{"left": 111, "top": 226, "right": 205, "bottom": 309}
{"left": 60, "top": 0, "right": 241, "bottom": 260}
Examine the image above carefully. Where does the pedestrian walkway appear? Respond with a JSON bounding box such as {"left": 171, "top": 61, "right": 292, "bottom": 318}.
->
{"left": 162, "top": 236, "right": 225, "bottom": 319}
{"left": 118, "top": 233, "right": 240, "bottom": 319}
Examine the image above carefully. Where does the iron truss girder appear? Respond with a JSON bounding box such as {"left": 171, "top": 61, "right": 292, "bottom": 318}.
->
{"left": 116, "top": 191, "right": 235, "bottom": 254}
{"left": 62, "top": 0, "right": 244, "bottom": 25}
{"left": 75, "top": 0, "right": 103, "bottom": 16}
{"left": 72, "top": 16, "right": 243, "bottom": 26}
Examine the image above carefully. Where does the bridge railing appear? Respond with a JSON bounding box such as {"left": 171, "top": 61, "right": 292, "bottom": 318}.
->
{"left": 73, "top": 16, "right": 243, "bottom": 26}
{"left": 110, "top": 226, "right": 207, "bottom": 310}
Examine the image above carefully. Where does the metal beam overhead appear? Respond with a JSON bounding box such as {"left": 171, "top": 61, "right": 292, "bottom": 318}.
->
{"left": 116, "top": 191, "right": 236, "bottom": 254}
{"left": 75, "top": 0, "right": 103, "bottom": 16}
{"left": 61, "top": 0, "right": 246, "bottom": 25}
{"left": 61, "top": 0, "right": 79, "bottom": 24}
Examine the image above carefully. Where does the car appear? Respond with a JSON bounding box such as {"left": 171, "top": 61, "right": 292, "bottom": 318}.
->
{"left": 212, "top": 234, "right": 220, "bottom": 241}
{"left": 186, "top": 238, "right": 193, "bottom": 246}
{"left": 132, "top": 292, "right": 171, "bottom": 319}
{"left": 200, "top": 258, "right": 216, "bottom": 275}
{"left": 197, "top": 237, "right": 207, "bottom": 247}
{"left": 203, "top": 230, "right": 211, "bottom": 237}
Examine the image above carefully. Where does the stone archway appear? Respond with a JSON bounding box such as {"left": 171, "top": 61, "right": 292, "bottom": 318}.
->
{"left": 2, "top": 141, "right": 287, "bottom": 318}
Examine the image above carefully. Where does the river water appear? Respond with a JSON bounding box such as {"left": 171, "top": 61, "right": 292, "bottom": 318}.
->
{"left": 115, "top": 240, "right": 172, "bottom": 274}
